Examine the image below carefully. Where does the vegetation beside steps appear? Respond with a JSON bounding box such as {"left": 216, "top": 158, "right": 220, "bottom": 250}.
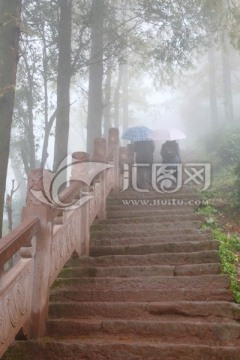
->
{"left": 197, "top": 203, "right": 240, "bottom": 303}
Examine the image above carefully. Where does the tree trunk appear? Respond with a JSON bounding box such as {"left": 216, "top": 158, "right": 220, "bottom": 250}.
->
{"left": 207, "top": 47, "right": 219, "bottom": 129}
{"left": 41, "top": 109, "right": 57, "bottom": 167}
{"left": 53, "top": 0, "right": 72, "bottom": 171}
{"left": 0, "top": 0, "right": 22, "bottom": 238}
{"left": 103, "top": 66, "right": 112, "bottom": 138}
{"left": 10, "top": 157, "right": 27, "bottom": 200}
{"left": 122, "top": 62, "right": 129, "bottom": 130}
{"left": 222, "top": 36, "right": 234, "bottom": 125}
{"left": 87, "top": 0, "right": 105, "bottom": 155}
{"left": 114, "top": 63, "right": 123, "bottom": 128}
{"left": 23, "top": 54, "right": 36, "bottom": 169}
{"left": 41, "top": 25, "right": 51, "bottom": 168}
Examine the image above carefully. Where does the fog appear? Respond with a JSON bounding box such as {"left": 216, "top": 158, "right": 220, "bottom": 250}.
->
{"left": 7, "top": 43, "right": 240, "bottom": 191}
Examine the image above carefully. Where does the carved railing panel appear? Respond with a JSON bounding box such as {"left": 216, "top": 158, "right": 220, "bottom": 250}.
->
{"left": 0, "top": 259, "right": 34, "bottom": 356}
{"left": 89, "top": 182, "right": 102, "bottom": 225}
{"left": 49, "top": 206, "right": 82, "bottom": 286}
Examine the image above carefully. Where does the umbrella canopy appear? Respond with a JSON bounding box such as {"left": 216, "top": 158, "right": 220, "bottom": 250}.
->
{"left": 148, "top": 127, "right": 186, "bottom": 141}
{"left": 122, "top": 126, "right": 152, "bottom": 142}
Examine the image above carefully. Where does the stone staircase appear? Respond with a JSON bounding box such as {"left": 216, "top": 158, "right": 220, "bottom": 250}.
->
{"left": 3, "top": 188, "right": 240, "bottom": 359}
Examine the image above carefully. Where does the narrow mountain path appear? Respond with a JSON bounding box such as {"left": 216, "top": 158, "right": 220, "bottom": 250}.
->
{"left": 3, "top": 187, "right": 240, "bottom": 360}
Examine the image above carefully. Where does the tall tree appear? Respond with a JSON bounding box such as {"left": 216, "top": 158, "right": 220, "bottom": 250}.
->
{"left": 114, "top": 62, "right": 123, "bottom": 128}
{"left": 222, "top": 36, "right": 234, "bottom": 125}
{"left": 12, "top": 0, "right": 59, "bottom": 175}
{"left": 86, "top": 0, "right": 105, "bottom": 154}
{"left": 0, "top": 0, "right": 22, "bottom": 237}
{"left": 122, "top": 62, "right": 129, "bottom": 130}
{"left": 103, "top": 65, "right": 113, "bottom": 138}
{"left": 53, "top": 0, "right": 72, "bottom": 170}
{"left": 208, "top": 46, "right": 219, "bottom": 129}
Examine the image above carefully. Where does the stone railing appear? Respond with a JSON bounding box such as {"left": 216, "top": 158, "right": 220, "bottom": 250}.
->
{"left": 0, "top": 128, "right": 126, "bottom": 357}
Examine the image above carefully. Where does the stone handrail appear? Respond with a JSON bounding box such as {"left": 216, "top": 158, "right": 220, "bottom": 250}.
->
{"left": 0, "top": 216, "right": 39, "bottom": 271}
{"left": 0, "top": 128, "right": 122, "bottom": 357}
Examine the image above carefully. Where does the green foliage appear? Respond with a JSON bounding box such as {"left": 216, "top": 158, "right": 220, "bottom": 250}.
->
{"left": 204, "top": 127, "right": 240, "bottom": 167}
{"left": 198, "top": 204, "right": 240, "bottom": 303}
{"left": 227, "top": 1, "right": 240, "bottom": 50}
{"left": 233, "top": 160, "right": 240, "bottom": 209}
{"left": 199, "top": 127, "right": 240, "bottom": 210}
{"left": 213, "top": 228, "right": 240, "bottom": 303}
{"left": 201, "top": 217, "right": 216, "bottom": 229}
{"left": 216, "top": 129, "right": 240, "bottom": 166}
{"left": 196, "top": 204, "right": 217, "bottom": 215}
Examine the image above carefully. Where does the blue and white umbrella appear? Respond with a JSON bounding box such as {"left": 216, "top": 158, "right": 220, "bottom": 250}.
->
{"left": 122, "top": 126, "right": 152, "bottom": 142}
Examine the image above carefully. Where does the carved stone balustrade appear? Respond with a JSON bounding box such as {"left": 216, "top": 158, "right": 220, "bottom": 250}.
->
{"left": 0, "top": 128, "right": 127, "bottom": 358}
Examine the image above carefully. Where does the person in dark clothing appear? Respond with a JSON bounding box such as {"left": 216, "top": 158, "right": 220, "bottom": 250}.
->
{"left": 160, "top": 140, "right": 181, "bottom": 186}
{"left": 160, "top": 140, "right": 181, "bottom": 164}
{"left": 133, "top": 140, "right": 155, "bottom": 188}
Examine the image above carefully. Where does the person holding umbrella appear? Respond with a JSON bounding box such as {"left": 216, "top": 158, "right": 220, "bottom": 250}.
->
{"left": 148, "top": 128, "right": 185, "bottom": 187}
{"left": 148, "top": 127, "right": 185, "bottom": 164}
{"left": 160, "top": 140, "right": 181, "bottom": 164}
{"left": 121, "top": 126, "right": 154, "bottom": 189}
{"left": 133, "top": 139, "right": 155, "bottom": 188}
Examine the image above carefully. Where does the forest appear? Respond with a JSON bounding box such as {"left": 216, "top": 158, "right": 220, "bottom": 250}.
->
{"left": 0, "top": 0, "right": 240, "bottom": 237}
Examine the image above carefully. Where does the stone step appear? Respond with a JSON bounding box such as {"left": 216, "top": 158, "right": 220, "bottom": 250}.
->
{"left": 107, "top": 204, "right": 198, "bottom": 212}
{"left": 68, "top": 250, "right": 220, "bottom": 267}
{"left": 50, "top": 287, "right": 233, "bottom": 303}
{"left": 90, "top": 240, "right": 219, "bottom": 257}
{"left": 95, "top": 213, "right": 204, "bottom": 224}
{"left": 59, "top": 263, "right": 220, "bottom": 279}
{"left": 90, "top": 220, "right": 203, "bottom": 233}
{"left": 108, "top": 188, "right": 197, "bottom": 198}
{"left": 4, "top": 339, "right": 240, "bottom": 360}
{"left": 48, "top": 301, "right": 240, "bottom": 321}
{"left": 90, "top": 227, "right": 210, "bottom": 240}
{"left": 53, "top": 274, "right": 230, "bottom": 292}
{"left": 107, "top": 193, "right": 201, "bottom": 202}
{"left": 107, "top": 208, "right": 195, "bottom": 218}
{"left": 91, "top": 233, "right": 212, "bottom": 247}
{"left": 46, "top": 318, "right": 240, "bottom": 346}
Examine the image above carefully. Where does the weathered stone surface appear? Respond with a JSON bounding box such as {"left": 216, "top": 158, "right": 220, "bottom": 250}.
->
{"left": 3, "top": 341, "right": 240, "bottom": 360}
{"left": 91, "top": 233, "right": 212, "bottom": 246}
{"left": 50, "top": 288, "right": 233, "bottom": 303}
{"left": 68, "top": 250, "right": 220, "bottom": 267}
{"left": 107, "top": 208, "right": 194, "bottom": 218}
{"left": 99, "top": 213, "right": 204, "bottom": 224}
{"left": 89, "top": 240, "right": 219, "bottom": 257}
{"left": 48, "top": 301, "right": 240, "bottom": 321}
{"left": 90, "top": 227, "right": 211, "bottom": 240}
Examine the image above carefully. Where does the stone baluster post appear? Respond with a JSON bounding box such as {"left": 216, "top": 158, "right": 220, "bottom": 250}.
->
{"left": 108, "top": 128, "right": 119, "bottom": 191}
{"left": 71, "top": 152, "right": 90, "bottom": 256}
{"left": 92, "top": 138, "right": 107, "bottom": 220}
{"left": 21, "top": 169, "right": 54, "bottom": 338}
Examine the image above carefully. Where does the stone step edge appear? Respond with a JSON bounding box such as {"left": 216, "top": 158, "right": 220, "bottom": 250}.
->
{"left": 59, "top": 263, "right": 221, "bottom": 278}
{"left": 9, "top": 339, "right": 240, "bottom": 350}
{"left": 45, "top": 319, "right": 240, "bottom": 345}
{"left": 48, "top": 300, "right": 240, "bottom": 320}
